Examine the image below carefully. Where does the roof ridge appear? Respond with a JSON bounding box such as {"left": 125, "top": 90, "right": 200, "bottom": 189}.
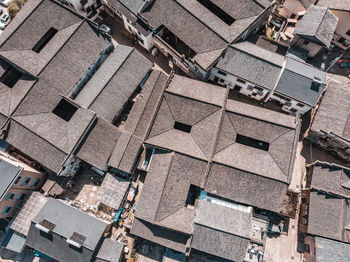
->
{"left": 315, "top": 6, "right": 330, "bottom": 38}
{"left": 87, "top": 46, "right": 135, "bottom": 108}
{"left": 154, "top": 151, "right": 175, "bottom": 223}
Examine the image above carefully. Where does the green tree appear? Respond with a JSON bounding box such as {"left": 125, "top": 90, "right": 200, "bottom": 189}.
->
{"left": 7, "top": 0, "right": 27, "bottom": 19}
{"left": 8, "top": 2, "right": 20, "bottom": 19}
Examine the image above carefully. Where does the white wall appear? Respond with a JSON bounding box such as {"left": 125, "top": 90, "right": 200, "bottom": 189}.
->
{"left": 269, "top": 92, "right": 311, "bottom": 115}
{"left": 122, "top": 16, "right": 154, "bottom": 51}
{"left": 209, "top": 67, "right": 270, "bottom": 101}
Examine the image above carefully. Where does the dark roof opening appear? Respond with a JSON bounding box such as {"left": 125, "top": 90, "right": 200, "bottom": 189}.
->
{"left": 32, "top": 27, "right": 58, "bottom": 53}
{"left": 174, "top": 122, "right": 192, "bottom": 133}
{"left": 311, "top": 81, "right": 320, "bottom": 92}
{"left": 186, "top": 184, "right": 201, "bottom": 206}
{"left": 197, "top": 0, "right": 235, "bottom": 25}
{"left": 52, "top": 99, "right": 78, "bottom": 122}
{"left": 236, "top": 134, "right": 269, "bottom": 151}
{"left": 0, "top": 65, "right": 22, "bottom": 88}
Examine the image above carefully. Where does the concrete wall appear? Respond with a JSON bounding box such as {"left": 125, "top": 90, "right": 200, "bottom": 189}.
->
{"left": 269, "top": 92, "right": 311, "bottom": 115}
{"left": 122, "top": 16, "right": 154, "bottom": 51}
{"left": 292, "top": 36, "right": 323, "bottom": 58}
{"left": 308, "top": 130, "right": 350, "bottom": 162}
{"left": 0, "top": 155, "right": 44, "bottom": 218}
{"left": 278, "top": 0, "right": 306, "bottom": 18}
{"left": 332, "top": 10, "right": 350, "bottom": 49}
{"left": 209, "top": 67, "right": 270, "bottom": 101}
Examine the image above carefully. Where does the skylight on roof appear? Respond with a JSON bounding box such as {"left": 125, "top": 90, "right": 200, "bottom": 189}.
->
{"left": 174, "top": 122, "right": 192, "bottom": 133}
{"left": 197, "top": 0, "right": 235, "bottom": 25}
{"left": 0, "top": 65, "right": 22, "bottom": 88}
{"left": 236, "top": 134, "right": 269, "bottom": 151}
{"left": 32, "top": 27, "right": 58, "bottom": 53}
{"left": 52, "top": 99, "right": 78, "bottom": 122}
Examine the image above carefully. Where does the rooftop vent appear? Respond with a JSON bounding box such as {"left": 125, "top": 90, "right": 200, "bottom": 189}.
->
{"left": 236, "top": 134, "right": 269, "bottom": 151}
{"left": 67, "top": 232, "right": 87, "bottom": 248}
{"left": 197, "top": 0, "right": 235, "bottom": 25}
{"left": 174, "top": 122, "right": 192, "bottom": 133}
{"left": 32, "top": 27, "right": 58, "bottom": 53}
{"left": 53, "top": 99, "right": 78, "bottom": 122}
{"left": 35, "top": 219, "right": 56, "bottom": 233}
{"left": 0, "top": 65, "right": 22, "bottom": 88}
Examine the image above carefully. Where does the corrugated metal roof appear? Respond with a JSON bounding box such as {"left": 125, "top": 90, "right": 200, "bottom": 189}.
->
{"left": 1, "top": 229, "right": 26, "bottom": 253}
{"left": 0, "top": 159, "right": 22, "bottom": 200}
{"left": 275, "top": 58, "right": 326, "bottom": 106}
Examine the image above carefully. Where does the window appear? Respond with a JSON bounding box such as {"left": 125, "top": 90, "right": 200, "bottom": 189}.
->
{"left": 219, "top": 78, "right": 225, "bottom": 83}
{"left": 296, "top": 103, "right": 305, "bottom": 108}
{"left": 40, "top": 230, "right": 53, "bottom": 241}
{"left": 237, "top": 78, "right": 246, "bottom": 84}
{"left": 338, "top": 37, "right": 345, "bottom": 44}
{"left": 14, "top": 176, "right": 21, "bottom": 185}
{"left": 0, "top": 65, "right": 22, "bottom": 88}
{"left": 346, "top": 29, "right": 350, "bottom": 36}
{"left": 2, "top": 206, "right": 11, "bottom": 214}
{"left": 32, "top": 27, "right": 58, "bottom": 53}
{"left": 236, "top": 134, "right": 270, "bottom": 151}
{"left": 311, "top": 81, "right": 320, "bottom": 92}
{"left": 138, "top": 38, "right": 144, "bottom": 45}
{"left": 31, "top": 178, "right": 40, "bottom": 187}
{"left": 290, "top": 14, "right": 296, "bottom": 19}
{"left": 69, "top": 244, "right": 83, "bottom": 253}
{"left": 80, "top": 0, "right": 87, "bottom": 5}
{"left": 6, "top": 193, "right": 15, "bottom": 200}
{"left": 213, "top": 76, "right": 219, "bottom": 82}
{"left": 303, "top": 40, "right": 310, "bottom": 45}
{"left": 52, "top": 99, "right": 78, "bottom": 122}
{"left": 274, "top": 93, "right": 290, "bottom": 101}
{"left": 217, "top": 70, "right": 227, "bottom": 76}
{"left": 17, "top": 193, "right": 26, "bottom": 201}
{"left": 128, "top": 26, "right": 132, "bottom": 32}
{"left": 290, "top": 108, "right": 298, "bottom": 113}
{"left": 174, "top": 122, "right": 192, "bottom": 133}
{"left": 21, "top": 177, "right": 31, "bottom": 186}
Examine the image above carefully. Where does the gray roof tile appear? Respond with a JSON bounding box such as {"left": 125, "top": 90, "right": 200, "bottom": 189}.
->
{"left": 294, "top": 5, "right": 338, "bottom": 47}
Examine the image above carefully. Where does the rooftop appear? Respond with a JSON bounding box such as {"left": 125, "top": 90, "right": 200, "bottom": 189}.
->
{"left": 216, "top": 42, "right": 284, "bottom": 90}
{"left": 96, "top": 238, "right": 125, "bottom": 262}
{"left": 274, "top": 57, "right": 326, "bottom": 106}
{"left": 27, "top": 198, "right": 107, "bottom": 250}
{"left": 10, "top": 192, "right": 48, "bottom": 236}
{"left": 311, "top": 80, "right": 350, "bottom": 140}
{"left": 192, "top": 200, "right": 252, "bottom": 261}
{"left": 308, "top": 191, "right": 350, "bottom": 242}
{"left": 141, "top": 0, "right": 271, "bottom": 69}
{"left": 75, "top": 45, "right": 152, "bottom": 123}
{"left": 97, "top": 173, "right": 129, "bottom": 210}
{"left": 0, "top": 0, "right": 157, "bottom": 175}
{"left": 131, "top": 74, "right": 298, "bottom": 257}
{"left": 307, "top": 162, "right": 350, "bottom": 243}
{"left": 315, "top": 237, "right": 350, "bottom": 262}
{"left": 311, "top": 162, "right": 350, "bottom": 198}
{"left": 317, "top": 0, "right": 350, "bottom": 11}
{"left": 118, "top": 0, "right": 146, "bottom": 15}
{"left": 294, "top": 5, "right": 338, "bottom": 47}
